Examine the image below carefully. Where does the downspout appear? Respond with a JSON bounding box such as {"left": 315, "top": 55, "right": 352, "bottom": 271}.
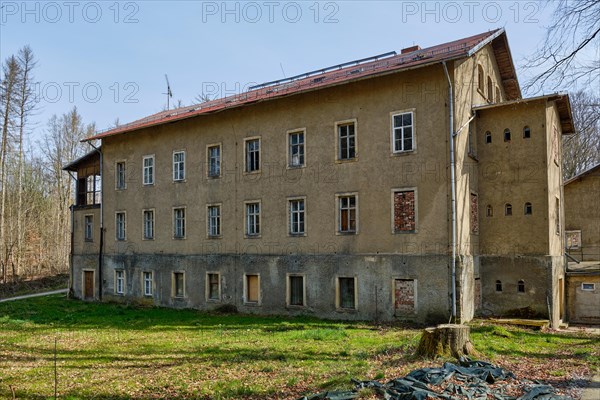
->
{"left": 442, "top": 61, "right": 457, "bottom": 321}
{"left": 88, "top": 142, "right": 103, "bottom": 300}
{"left": 67, "top": 172, "right": 77, "bottom": 297}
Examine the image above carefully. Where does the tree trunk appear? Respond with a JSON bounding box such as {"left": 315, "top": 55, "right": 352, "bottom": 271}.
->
{"left": 416, "top": 324, "right": 477, "bottom": 359}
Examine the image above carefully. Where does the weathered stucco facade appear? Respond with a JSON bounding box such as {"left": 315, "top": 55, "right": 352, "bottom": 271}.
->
{"left": 65, "top": 29, "right": 574, "bottom": 326}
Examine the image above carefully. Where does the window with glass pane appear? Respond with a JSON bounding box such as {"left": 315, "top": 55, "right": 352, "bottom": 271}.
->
{"left": 339, "top": 195, "right": 356, "bottom": 233}
{"left": 289, "top": 131, "right": 304, "bottom": 167}
{"left": 143, "top": 271, "right": 153, "bottom": 296}
{"left": 339, "top": 277, "right": 355, "bottom": 309}
{"left": 208, "top": 145, "right": 221, "bottom": 177}
{"left": 116, "top": 212, "right": 126, "bottom": 240}
{"left": 143, "top": 156, "right": 154, "bottom": 185}
{"left": 289, "top": 275, "right": 304, "bottom": 306}
{"left": 173, "top": 151, "right": 185, "bottom": 181}
{"left": 208, "top": 205, "right": 221, "bottom": 237}
{"left": 86, "top": 175, "right": 101, "bottom": 205}
{"left": 246, "top": 202, "right": 260, "bottom": 236}
{"left": 116, "top": 162, "right": 126, "bottom": 189}
{"left": 393, "top": 112, "right": 413, "bottom": 152}
{"left": 338, "top": 123, "right": 355, "bottom": 160}
{"left": 143, "top": 210, "right": 154, "bottom": 240}
{"left": 84, "top": 215, "right": 93, "bottom": 241}
{"left": 173, "top": 208, "right": 185, "bottom": 238}
{"left": 173, "top": 272, "right": 184, "bottom": 297}
{"left": 115, "top": 270, "right": 124, "bottom": 294}
{"left": 208, "top": 273, "right": 220, "bottom": 300}
{"left": 289, "top": 199, "right": 305, "bottom": 235}
{"left": 246, "top": 139, "right": 260, "bottom": 172}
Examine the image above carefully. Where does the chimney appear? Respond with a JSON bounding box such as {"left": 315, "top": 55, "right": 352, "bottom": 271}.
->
{"left": 401, "top": 45, "right": 421, "bottom": 54}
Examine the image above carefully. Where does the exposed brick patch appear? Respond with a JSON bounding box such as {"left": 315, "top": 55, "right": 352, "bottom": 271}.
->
{"left": 395, "top": 279, "right": 415, "bottom": 314}
{"left": 394, "top": 191, "right": 416, "bottom": 232}
{"left": 470, "top": 193, "right": 479, "bottom": 234}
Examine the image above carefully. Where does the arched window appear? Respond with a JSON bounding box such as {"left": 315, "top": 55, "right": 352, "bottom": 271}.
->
{"left": 505, "top": 203, "right": 512, "bottom": 216}
{"left": 485, "top": 131, "right": 492, "bottom": 144}
{"left": 524, "top": 202, "right": 533, "bottom": 215}
{"left": 477, "top": 65, "right": 484, "bottom": 92}
{"left": 504, "top": 129, "right": 511, "bottom": 142}
{"left": 517, "top": 280, "right": 525, "bottom": 293}
{"left": 523, "top": 126, "right": 531, "bottom": 139}
{"left": 495, "top": 86, "right": 501, "bottom": 102}
{"left": 486, "top": 205, "right": 493, "bottom": 217}
{"left": 496, "top": 280, "right": 502, "bottom": 292}
{"left": 487, "top": 76, "right": 493, "bottom": 101}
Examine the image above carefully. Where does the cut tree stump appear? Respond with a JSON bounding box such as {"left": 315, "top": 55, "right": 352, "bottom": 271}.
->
{"left": 416, "top": 324, "right": 477, "bottom": 359}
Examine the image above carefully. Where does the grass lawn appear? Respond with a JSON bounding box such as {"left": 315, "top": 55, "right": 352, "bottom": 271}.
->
{"left": 0, "top": 295, "right": 598, "bottom": 399}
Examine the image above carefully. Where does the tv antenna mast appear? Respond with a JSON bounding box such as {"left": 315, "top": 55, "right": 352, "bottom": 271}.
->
{"left": 163, "top": 74, "right": 173, "bottom": 110}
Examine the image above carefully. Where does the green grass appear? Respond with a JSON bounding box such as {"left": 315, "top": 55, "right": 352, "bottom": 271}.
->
{"left": 0, "top": 295, "right": 597, "bottom": 399}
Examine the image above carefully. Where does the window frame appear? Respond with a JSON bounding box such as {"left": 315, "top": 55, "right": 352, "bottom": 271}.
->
{"left": 287, "top": 128, "right": 306, "bottom": 168}
{"left": 172, "top": 271, "right": 185, "bottom": 298}
{"left": 142, "top": 155, "right": 155, "bottom": 186}
{"left": 172, "top": 150, "right": 186, "bottom": 182}
{"left": 115, "top": 211, "right": 126, "bottom": 241}
{"left": 336, "top": 276, "right": 358, "bottom": 311}
{"left": 335, "top": 118, "right": 358, "bottom": 162}
{"left": 288, "top": 197, "right": 306, "bottom": 236}
{"left": 391, "top": 188, "right": 417, "bottom": 234}
{"left": 487, "top": 76, "right": 493, "bottom": 101}
{"left": 84, "top": 214, "right": 94, "bottom": 242}
{"left": 286, "top": 273, "right": 306, "bottom": 308}
{"left": 392, "top": 278, "right": 418, "bottom": 315}
{"left": 142, "top": 271, "right": 153, "bottom": 297}
{"left": 173, "top": 206, "right": 186, "bottom": 240}
{"left": 524, "top": 202, "right": 533, "bottom": 215}
{"left": 477, "top": 64, "right": 484, "bottom": 93}
{"left": 485, "top": 131, "right": 492, "bottom": 144}
{"left": 391, "top": 110, "right": 416, "bottom": 154}
{"left": 517, "top": 279, "right": 525, "bottom": 293}
{"left": 115, "top": 269, "right": 125, "bottom": 295}
{"left": 244, "top": 273, "right": 261, "bottom": 305}
{"left": 115, "top": 161, "right": 126, "bottom": 190}
{"left": 207, "top": 203, "right": 222, "bottom": 238}
{"left": 206, "top": 143, "right": 222, "bottom": 178}
{"left": 504, "top": 128, "right": 511, "bottom": 142}
{"left": 142, "top": 208, "right": 155, "bottom": 240}
{"left": 336, "top": 193, "right": 358, "bottom": 235}
{"left": 244, "top": 200, "right": 261, "bottom": 238}
{"left": 495, "top": 280, "right": 503, "bottom": 292}
{"left": 486, "top": 205, "right": 493, "bottom": 217}
{"left": 505, "top": 203, "right": 512, "bottom": 216}
{"left": 581, "top": 283, "right": 595, "bottom": 291}
{"left": 244, "top": 137, "right": 261, "bottom": 173}
{"left": 523, "top": 126, "right": 531, "bottom": 139}
{"left": 206, "top": 272, "right": 221, "bottom": 302}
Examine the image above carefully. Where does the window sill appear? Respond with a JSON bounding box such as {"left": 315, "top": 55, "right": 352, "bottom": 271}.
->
{"left": 243, "top": 170, "right": 261, "bottom": 175}
{"left": 288, "top": 233, "right": 307, "bottom": 238}
{"left": 173, "top": 179, "right": 186, "bottom": 183}
{"left": 207, "top": 175, "right": 221, "bottom": 179}
{"left": 206, "top": 298, "right": 221, "bottom": 303}
{"left": 393, "top": 230, "right": 416, "bottom": 235}
{"left": 391, "top": 150, "right": 416, "bottom": 157}
{"left": 335, "top": 158, "right": 358, "bottom": 164}
{"left": 116, "top": 239, "right": 126, "bottom": 242}
{"left": 245, "top": 234, "right": 262, "bottom": 239}
{"left": 244, "top": 301, "right": 261, "bottom": 306}
{"left": 143, "top": 183, "right": 155, "bottom": 187}
{"left": 335, "top": 307, "right": 357, "bottom": 313}
{"left": 207, "top": 235, "right": 222, "bottom": 240}
{"left": 84, "top": 239, "right": 94, "bottom": 243}
{"left": 115, "top": 188, "right": 127, "bottom": 191}
{"left": 336, "top": 231, "right": 357, "bottom": 236}
{"left": 173, "top": 237, "right": 186, "bottom": 240}
{"left": 468, "top": 152, "right": 479, "bottom": 162}
{"left": 286, "top": 304, "right": 306, "bottom": 309}
{"left": 287, "top": 164, "right": 306, "bottom": 170}
{"left": 142, "top": 237, "right": 155, "bottom": 241}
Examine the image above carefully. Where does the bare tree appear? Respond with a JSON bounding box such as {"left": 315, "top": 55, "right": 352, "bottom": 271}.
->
{"left": 524, "top": 0, "right": 600, "bottom": 92}
{"left": 563, "top": 90, "right": 600, "bottom": 180}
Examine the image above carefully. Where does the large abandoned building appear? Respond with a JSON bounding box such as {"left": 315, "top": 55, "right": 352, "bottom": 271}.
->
{"left": 64, "top": 29, "right": 575, "bottom": 327}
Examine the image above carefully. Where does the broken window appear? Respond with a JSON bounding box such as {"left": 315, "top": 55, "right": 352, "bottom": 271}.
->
{"left": 115, "top": 270, "right": 125, "bottom": 295}
{"left": 84, "top": 215, "right": 93, "bottom": 241}
{"left": 245, "top": 202, "right": 260, "bottom": 236}
{"left": 245, "top": 138, "right": 260, "bottom": 172}
{"left": 505, "top": 204, "right": 512, "bottom": 216}
{"left": 173, "top": 207, "right": 185, "bottom": 239}
{"left": 143, "top": 155, "right": 154, "bottom": 185}
{"left": 338, "top": 122, "right": 356, "bottom": 160}
{"left": 288, "top": 275, "right": 304, "bottom": 306}
{"left": 116, "top": 162, "right": 126, "bottom": 190}
{"left": 208, "top": 145, "right": 221, "bottom": 177}
{"left": 115, "top": 212, "right": 126, "bottom": 241}
{"left": 208, "top": 205, "right": 221, "bottom": 237}
{"left": 339, "top": 195, "right": 357, "bottom": 233}
{"left": 246, "top": 274, "right": 259, "bottom": 303}
{"left": 288, "top": 131, "right": 305, "bottom": 167}
{"left": 143, "top": 271, "right": 153, "bottom": 296}
{"left": 173, "top": 151, "right": 185, "bottom": 181}
{"left": 524, "top": 202, "right": 532, "bottom": 215}
{"left": 393, "top": 190, "right": 416, "bottom": 233}
{"left": 486, "top": 205, "right": 493, "bottom": 217}
{"left": 173, "top": 272, "right": 184, "bottom": 298}
{"left": 485, "top": 131, "right": 492, "bottom": 144}
{"left": 523, "top": 126, "right": 531, "bottom": 139}
{"left": 496, "top": 280, "right": 502, "bottom": 292}
{"left": 392, "top": 112, "right": 414, "bottom": 153}
{"left": 289, "top": 199, "right": 305, "bottom": 235}
{"left": 143, "top": 209, "right": 154, "bottom": 240}
{"left": 504, "top": 129, "right": 511, "bottom": 142}
{"left": 517, "top": 280, "right": 525, "bottom": 293}
{"left": 207, "top": 273, "right": 220, "bottom": 300}
{"left": 470, "top": 193, "right": 479, "bottom": 234}
{"left": 338, "top": 277, "right": 356, "bottom": 309}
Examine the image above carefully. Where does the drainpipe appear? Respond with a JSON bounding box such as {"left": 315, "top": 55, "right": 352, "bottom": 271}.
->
{"left": 88, "top": 142, "right": 103, "bottom": 300}
{"left": 442, "top": 61, "right": 457, "bottom": 321}
{"left": 67, "top": 171, "right": 77, "bottom": 297}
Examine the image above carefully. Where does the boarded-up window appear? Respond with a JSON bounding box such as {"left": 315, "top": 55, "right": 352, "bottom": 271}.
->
{"left": 394, "top": 190, "right": 416, "bottom": 232}
{"left": 470, "top": 193, "right": 479, "bottom": 234}
{"left": 338, "top": 277, "right": 356, "bottom": 309}
{"left": 289, "top": 276, "right": 304, "bottom": 306}
{"left": 394, "top": 279, "right": 415, "bottom": 314}
{"left": 246, "top": 274, "right": 259, "bottom": 303}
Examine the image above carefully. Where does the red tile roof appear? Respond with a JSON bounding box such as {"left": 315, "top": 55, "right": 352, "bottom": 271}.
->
{"left": 86, "top": 29, "right": 514, "bottom": 142}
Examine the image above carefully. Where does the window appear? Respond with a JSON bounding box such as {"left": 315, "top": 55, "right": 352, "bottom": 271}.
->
{"left": 337, "top": 122, "right": 356, "bottom": 160}
{"left": 78, "top": 174, "right": 101, "bottom": 206}
{"left": 495, "top": 86, "right": 501, "bottom": 102}
{"left": 207, "top": 205, "right": 221, "bottom": 237}
{"left": 245, "top": 274, "right": 260, "bottom": 304}
{"left": 496, "top": 280, "right": 502, "bottom": 292}
{"left": 393, "top": 190, "right": 416, "bottom": 233}
{"left": 524, "top": 202, "right": 533, "bottom": 215}
{"left": 207, "top": 273, "right": 220, "bottom": 301}
{"left": 245, "top": 138, "right": 260, "bottom": 172}
{"left": 555, "top": 197, "right": 560, "bottom": 235}
{"left": 143, "top": 209, "right": 154, "bottom": 240}
{"left": 523, "top": 126, "right": 531, "bottom": 139}
{"left": 517, "top": 280, "right": 525, "bottom": 293}
{"left": 337, "top": 277, "right": 356, "bottom": 310}
{"left": 116, "top": 162, "right": 126, "bottom": 190}
{"left": 487, "top": 76, "right": 493, "bottom": 101}
{"left": 486, "top": 205, "right": 493, "bottom": 217}
{"left": 173, "top": 207, "right": 185, "bottom": 239}
{"left": 115, "top": 212, "right": 126, "bottom": 241}
{"left": 173, "top": 151, "right": 185, "bottom": 181}
{"left": 477, "top": 64, "right": 484, "bottom": 92}
{"left": 207, "top": 144, "right": 221, "bottom": 178}
{"left": 143, "top": 155, "right": 154, "bottom": 185}
{"left": 392, "top": 111, "right": 414, "bottom": 153}
{"left": 485, "top": 131, "right": 492, "bottom": 144}
{"left": 173, "top": 272, "right": 185, "bottom": 298}
{"left": 245, "top": 202, "right": 260, "bottom": 236}
{"left": 115, "top": 270, "right": 125, "bottom": 295}
{"left": 338, "top": 195, "right": 357, "bottom": 234}
{"left": 394, "top": 279, "right": 416, "bottom": 314}
{"left": 143, "top": 271, "right": 153, "bottom": 296}
{"left": 582, "top": 283, "right": 595, "bottom": 291}
{"left": 287, "top": 275, "right": 305, "bottom": 307}
{"left": 505, "top": 204, "right": 512, "bottom": 216}
{"left": 504, "top": 129, "right": 511, "bottom": 142}
{"left": 289, "top": 198, "right": 305, "bottom": 235}
{"left": 84, "top": 215, "right": 93, "bottom": 241}
{"left": 470, "top": 193, "right": 479, "bottom": 234}
{"left": 288, "top": 130, "right": 305, "bottom": 167}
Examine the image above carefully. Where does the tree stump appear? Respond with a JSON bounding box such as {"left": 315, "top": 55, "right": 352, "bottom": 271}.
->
{"left": 416, "top": 324, "right": 477, "bottom": 359}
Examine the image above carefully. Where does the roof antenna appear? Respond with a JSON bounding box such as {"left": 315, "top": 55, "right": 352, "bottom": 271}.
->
{"left": 163, "top": 74, "right": 173, "bottom": 110}
{"left": 279, "top": 63, "right": 286, "bottom": 78}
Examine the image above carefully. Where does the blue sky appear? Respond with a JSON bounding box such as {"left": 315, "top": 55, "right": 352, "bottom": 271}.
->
{"left": 1, "top": 1, "right": 557, "bottom": 140}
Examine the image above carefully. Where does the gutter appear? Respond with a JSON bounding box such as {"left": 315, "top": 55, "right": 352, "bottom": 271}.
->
{"left": 88, "top": 142, "right": 103, "bottom": 301}
{"left": 442, "top": 61, "right": 457, "bottom": 321}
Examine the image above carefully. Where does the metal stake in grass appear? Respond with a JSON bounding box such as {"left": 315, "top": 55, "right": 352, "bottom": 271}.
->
{"left": 54, "top": 336, "right": 57, "bottom": 399}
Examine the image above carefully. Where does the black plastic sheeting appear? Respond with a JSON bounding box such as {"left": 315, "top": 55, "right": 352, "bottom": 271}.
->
{"left": 298, "top": 357, "right": 574, "bottom": 400}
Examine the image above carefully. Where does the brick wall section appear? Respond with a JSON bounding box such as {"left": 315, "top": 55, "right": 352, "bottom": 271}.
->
{"left": 394, "top": 279, "right": 415, "bottom": 314}
{"left": 394, "top": 191, "right": 416, "bottom": 232}
{"left": 471, "top": 193, "right": 479, "bottom": 234}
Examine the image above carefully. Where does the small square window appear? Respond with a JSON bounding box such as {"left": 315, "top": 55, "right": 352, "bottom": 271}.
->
{"left": 581, "top": 283, "right": 595, "bottom": 291}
